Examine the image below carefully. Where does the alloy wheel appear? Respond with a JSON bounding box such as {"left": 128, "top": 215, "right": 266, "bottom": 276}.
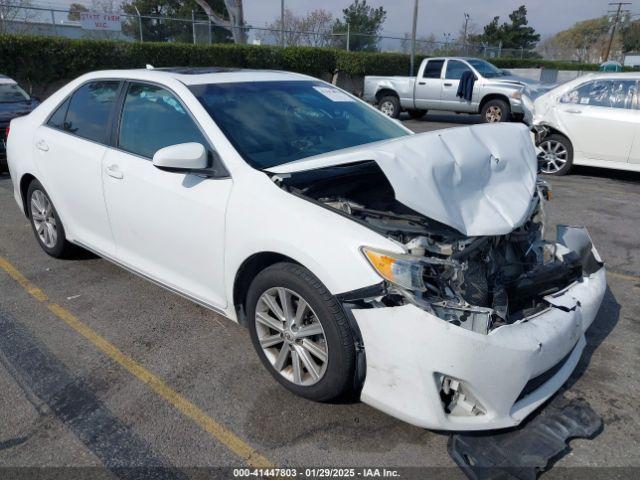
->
{"left": 485, "top": 105, "right": 503, "bottom": 122}
{"left": 538, "top": 140, "right": 568, "bottom": 174}
{"left": 30, "top": 189, "right": 57, "bottom": 248}
{"left": 255, "top": 287, "right": 328, "bottom": 386}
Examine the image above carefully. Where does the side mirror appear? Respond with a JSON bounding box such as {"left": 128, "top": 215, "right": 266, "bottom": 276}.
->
{"left": 152, "top": 142, "right": 208, "bottom": 172}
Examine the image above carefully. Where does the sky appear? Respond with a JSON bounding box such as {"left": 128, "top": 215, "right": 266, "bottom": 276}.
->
{"left": 42, "top": 0, "right": 625, "bottom": 40}
{"left": 242, "top": 0, "right": 621, "bottom": 40}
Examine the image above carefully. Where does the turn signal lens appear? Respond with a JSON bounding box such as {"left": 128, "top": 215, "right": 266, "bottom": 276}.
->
{"left": 361, "top": 247, "right": 426, "bottom": 292}
{"left": 511, "top": 91, "right": 522, "bottom": 99}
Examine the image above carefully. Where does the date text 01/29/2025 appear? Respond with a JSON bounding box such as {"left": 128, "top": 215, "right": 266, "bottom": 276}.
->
{"left": 232, "top": 468, "right": 401, "bottom": 477}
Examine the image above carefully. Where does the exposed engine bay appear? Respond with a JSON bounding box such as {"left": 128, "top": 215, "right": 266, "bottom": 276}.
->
{"left": 273, "top": 160, "right": 584, "bottom": 334}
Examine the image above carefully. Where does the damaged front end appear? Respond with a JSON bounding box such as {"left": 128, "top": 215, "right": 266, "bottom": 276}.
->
{"left": 268, "top": 124, "right": 606, "bottom": 430}
{"left": 274, "top": 160, "right": 590, "bottom": 336}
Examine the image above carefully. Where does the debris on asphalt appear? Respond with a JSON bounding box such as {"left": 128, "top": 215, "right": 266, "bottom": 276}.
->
{"left": 448, "top": 394, "right": 602, "bottom": 479}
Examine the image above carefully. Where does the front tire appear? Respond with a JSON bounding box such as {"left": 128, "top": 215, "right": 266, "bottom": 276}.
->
{"left": 537, "top": 134, "right": 573, "bottom": 176}
{"left": 378, "top": 95, "right": 401, "bottom": 119}
{"left": 481, "top": 98, "right": 510, "bottom": 123}
{"left": 246, "top": 262, "right": 356, "bottom": 402}
{"left": 27, "top": 180, "right": 75, "bottom": 258}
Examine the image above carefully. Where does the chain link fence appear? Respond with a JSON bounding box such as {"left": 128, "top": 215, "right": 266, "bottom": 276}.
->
{"left": 0, "top": 3, "right": 536, "bottom": 59}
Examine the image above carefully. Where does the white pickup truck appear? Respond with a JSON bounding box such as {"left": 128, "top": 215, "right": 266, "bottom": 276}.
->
{"left": 364, "top": 57, "right": 537, "bottom": 123}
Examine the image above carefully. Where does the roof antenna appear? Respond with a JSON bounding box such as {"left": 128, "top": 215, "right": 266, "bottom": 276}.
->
{"left": 146, "top": 64, "right": 154, "bottom": 70}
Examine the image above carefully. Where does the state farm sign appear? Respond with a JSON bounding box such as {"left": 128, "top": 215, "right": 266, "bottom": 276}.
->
{"left": 80, "top": 12, "right": 122, "bottom": 31}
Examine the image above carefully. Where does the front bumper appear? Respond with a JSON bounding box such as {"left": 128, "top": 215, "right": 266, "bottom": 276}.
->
{"left": 352, "top": 230, "right": 606, "bottom": 431}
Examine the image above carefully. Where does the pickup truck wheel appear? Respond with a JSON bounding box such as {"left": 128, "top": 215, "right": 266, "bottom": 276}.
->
{"left": 246, "top": 262, "right": 356, "bottom": 402}
{"left": 537, "top": 134, "right": 573, "bottom": 176}
{"left": 378, "top": 96, "right": 400, "bottom": 119}
{"left": 481, "top": 99, "right": 510, "bottom": 123}
{"left": 408, "top": 109, "right": 427, "bottom": 119}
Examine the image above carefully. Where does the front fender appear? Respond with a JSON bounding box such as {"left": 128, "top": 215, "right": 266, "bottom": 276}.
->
{"left": 223, "top": 169, "right": 402, "bottom": 319}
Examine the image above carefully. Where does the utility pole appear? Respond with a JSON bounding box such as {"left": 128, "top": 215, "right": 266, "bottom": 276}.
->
{"left": 134, "top": 5, "right": 143, "bottom": 42}
{"left": 604, "top": 2, "right": 631, "bottom": 62}
{"left": 463, "top": 12, "right": 470, "bottom": 56}
{"left": 192, "top": 10, "right": 196, "bottom": 44}
{"left": 346, "top": 22, "right": 350, "bottom": 51}
{"left": 410, "top": 0, "right": 419, "bottom": 76}
{"left": 280, "top": 0, "right": 285, "bottom": 47}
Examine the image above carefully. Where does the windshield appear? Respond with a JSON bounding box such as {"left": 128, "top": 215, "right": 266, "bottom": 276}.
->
{"left": 0, "top": 82, "right": 30, "bottom": 103}
{"left": 189, "top": 80, "right": 408, "bottom": 169}
{"left": 467, "top": 59, "right": 504, "bottom": 78}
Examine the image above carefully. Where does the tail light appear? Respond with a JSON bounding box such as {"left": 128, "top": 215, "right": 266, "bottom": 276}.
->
{"left": 4, "top": 125, "right": 9, "bottom": 139}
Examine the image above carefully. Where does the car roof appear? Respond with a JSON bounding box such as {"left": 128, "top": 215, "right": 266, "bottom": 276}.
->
{"left": 424, "top": 57, "right": 479, "bottom": 62}
{"left": 571, "top": 72, "right": 640, "bottom": 82}
{"left": 591, "top": 71, "right": 640, "bottom": 79}
{"left": 75, "top": 67, "right": 314, "bottom": 86}
{"left": 0, "top": 74, "right": 17, "bottom": 84}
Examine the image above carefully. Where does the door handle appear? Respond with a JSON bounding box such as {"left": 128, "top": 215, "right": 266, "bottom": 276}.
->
{"left": 105, "top": 165, "right": 123, "bottom": 179}
{"left": 444, "top": 82, "right": 453, "bottom": 87}
{"left": 565, "top": 109, "right": 582, "bottom": 114}
{"left": 418, "top": 81, "right": 426, "bottom": 85}
{"left": 35, "top": 139, "right": 49, "bottom": 152}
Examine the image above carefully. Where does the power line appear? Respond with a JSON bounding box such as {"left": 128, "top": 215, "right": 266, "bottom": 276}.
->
{"left": 604, "top": 2, "right": 631, "bottom": 61}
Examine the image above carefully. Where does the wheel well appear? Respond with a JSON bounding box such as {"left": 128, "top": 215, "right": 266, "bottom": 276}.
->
{"left": 543, "top": 127, "right": 571, "bottom": 143}
{"left": 479, "top": 94, "right": 509, "bottom": 111}
{"left": 233, "top": 252, "right": 300, "bottom": 326}
{"left": 375, "top": 88, "right": 399, "bottom": 103}
{"left": 19, "top": 173, "right": 36, "bottom": 218}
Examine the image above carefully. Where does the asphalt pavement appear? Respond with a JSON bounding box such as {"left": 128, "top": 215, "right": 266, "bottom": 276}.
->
{"left": 0, "top": 114, "right": 639, "bottom": 478}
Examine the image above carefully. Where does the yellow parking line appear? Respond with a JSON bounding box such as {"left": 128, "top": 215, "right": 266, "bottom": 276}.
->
{"left": 0, "top": 255, "right": 274, "bottom": 469}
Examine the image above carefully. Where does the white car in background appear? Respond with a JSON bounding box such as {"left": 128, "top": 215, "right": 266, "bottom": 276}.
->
{"left": 533, "top": 72, "right": 640, "bottom": 175}
{"left": 6, "top": 68, "right": 606, "bottom": 431}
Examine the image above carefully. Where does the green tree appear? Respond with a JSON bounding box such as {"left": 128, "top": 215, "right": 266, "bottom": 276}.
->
{"left": 68, "top": 2, "right": 88, "bottom": 21}
{"left": 473, "top": 5, "right": 540, "bottom": 49}
{"left": 538, "top": 17, "right": 612, "bottom": 62}
{"left": 622, "top": 18, "right": 640, "bottom": 53}
{"left": 122, "top": 0, "right": 232, "bottom": 43}
{"left": 333, "top": 0, "right": 386, "bottom": 52}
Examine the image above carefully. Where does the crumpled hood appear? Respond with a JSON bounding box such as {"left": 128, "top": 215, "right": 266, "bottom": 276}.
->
{"left": 267, "top": 123, "right": 538, "bottom": 236}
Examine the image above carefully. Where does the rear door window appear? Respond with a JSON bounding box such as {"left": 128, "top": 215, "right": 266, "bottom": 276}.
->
{"left": 47, "top": 98, "right": 71, "bottom": 129}
{"left": 422, "top": 60, "right": 444, "bottom": 79}
{"left": 61, "top": 81, "right": 120, "bottom": 143}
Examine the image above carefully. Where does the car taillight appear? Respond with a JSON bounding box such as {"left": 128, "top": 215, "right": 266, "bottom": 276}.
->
{"left": 4, "top": 125, "right": 9, "bottom": 139}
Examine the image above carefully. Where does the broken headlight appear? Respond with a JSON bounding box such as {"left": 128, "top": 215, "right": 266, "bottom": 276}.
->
{"left": 361, "top": 247, "right": 426, "bottom": 292}
{"left": 362, "top": 246, "right": 493, "bottom": 333}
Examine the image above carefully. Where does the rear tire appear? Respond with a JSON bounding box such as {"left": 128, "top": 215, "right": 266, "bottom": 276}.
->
{"left": 537, "top": 134, "right": 573, "bottom": 176}
{"left": 481, "top": 98, "right": 510, "bottom": 123}
{"left": 378, "top": 95, "right": 401, "bottom": 119}
{"left": 27, "top": 180, "right": 75, "bottom": 258}
{"left": 408, "top": 109, "right": 427, "bottom": 120}
{"left": 246, "top": 262, "right": 356, "bottom": 402}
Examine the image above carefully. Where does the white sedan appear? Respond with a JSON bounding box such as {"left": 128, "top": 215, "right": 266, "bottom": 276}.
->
{"left": 533, "top": 72, "right": 640, "bottom": 175}
{"left": 6, "top": 68, "right": 606, "bottom": 431}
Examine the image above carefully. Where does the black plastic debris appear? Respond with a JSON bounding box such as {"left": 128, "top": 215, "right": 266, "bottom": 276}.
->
{"left": 448, "top": 395, "right": 602, "bottom": 480}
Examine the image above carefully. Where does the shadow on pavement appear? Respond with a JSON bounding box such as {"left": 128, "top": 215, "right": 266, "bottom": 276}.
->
{"left": 564, "top": 285, "right": 621, "bottom": 391}
{"left": 569, "top": 165, "right": 640, "bottom": 183}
